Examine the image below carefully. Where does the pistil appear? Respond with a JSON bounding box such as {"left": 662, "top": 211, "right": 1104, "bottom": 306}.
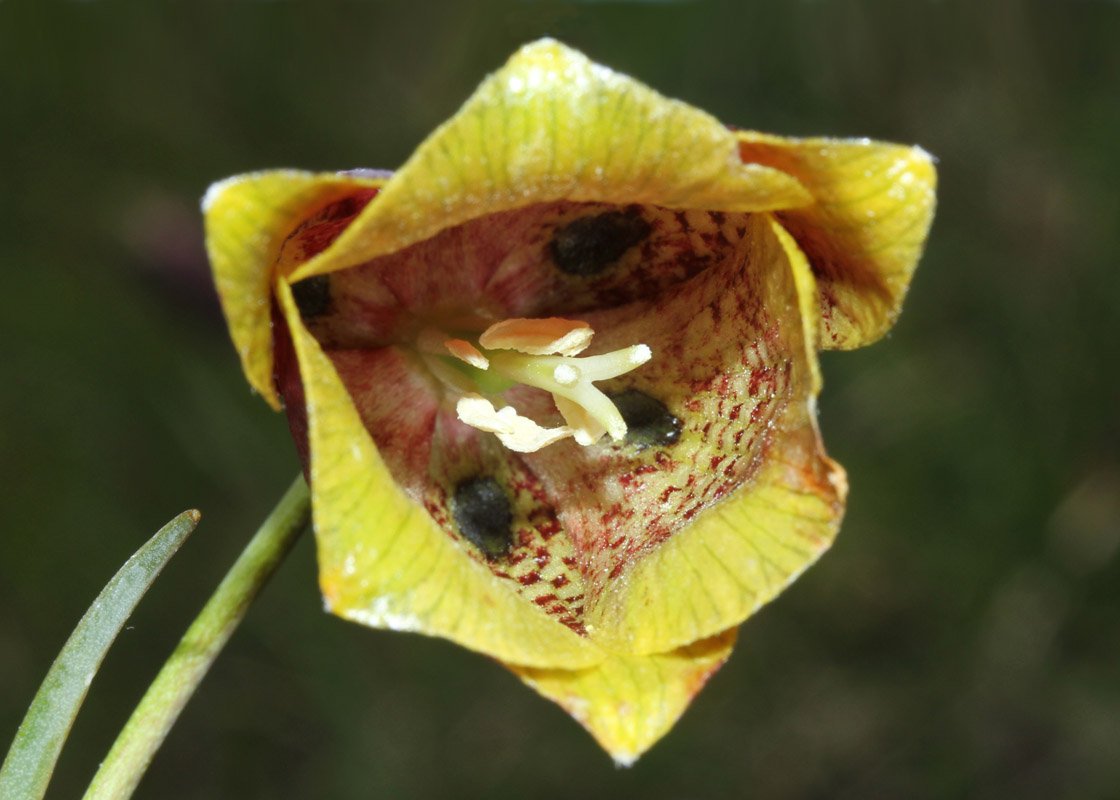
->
{"left": 424, "top": 317, "right": 652, "bottom": 453}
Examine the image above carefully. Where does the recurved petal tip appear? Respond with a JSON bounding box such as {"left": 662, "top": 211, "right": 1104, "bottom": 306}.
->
{"left": 510, "top": 627, "right": 738, "bottom": 763}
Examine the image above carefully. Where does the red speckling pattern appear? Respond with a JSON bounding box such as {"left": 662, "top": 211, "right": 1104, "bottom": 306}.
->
{"left": 276, "top": 196, "right": 807, "bottom": 633}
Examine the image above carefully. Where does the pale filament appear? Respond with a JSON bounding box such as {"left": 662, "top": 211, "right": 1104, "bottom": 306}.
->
{"left": 436, "top": 317, "right": 652, "bottom": 453}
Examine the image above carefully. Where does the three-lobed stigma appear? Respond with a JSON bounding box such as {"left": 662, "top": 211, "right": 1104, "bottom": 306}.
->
{"left": 420, "top": 317, "right": 652, "bottom": 452}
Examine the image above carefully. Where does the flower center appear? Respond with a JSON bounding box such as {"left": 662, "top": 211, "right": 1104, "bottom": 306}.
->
{"left": 417, "top": 317, "right": 652, "bottom": 453}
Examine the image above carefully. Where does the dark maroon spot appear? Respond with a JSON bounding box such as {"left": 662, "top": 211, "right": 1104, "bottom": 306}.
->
{"left": 549, "top": 207, "right": 651, "bottom": 277}
{"left": 610, "top": 389, "right": 681, "bottom": 450}
{"left": 452, "top": 476, "right": 513, "bottom": 560}
{"left": 291, "top": 275, "right": 331, "bottom": 319}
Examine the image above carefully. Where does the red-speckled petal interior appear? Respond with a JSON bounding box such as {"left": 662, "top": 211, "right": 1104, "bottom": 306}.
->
{"left": 275, "top": 195, "right": 807, "bottom": 632}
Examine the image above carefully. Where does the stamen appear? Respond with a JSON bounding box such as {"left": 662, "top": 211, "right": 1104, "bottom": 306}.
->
{"left": 444, "top": 338, "right": 489, "bottom": 370}
{"left": 431, "top": 316, "right": 653, "bottom": 453}
{"left": 421, "top": 354, "right": 479, "bottom": 395}
{"left": 456, "top": 395, "right": 573, "bottom": 453}
{"left": 479, "top": 318, "right": 593, "bottom": 356}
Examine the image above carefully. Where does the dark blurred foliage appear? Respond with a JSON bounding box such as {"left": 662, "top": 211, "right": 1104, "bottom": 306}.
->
{"left": 1, "top": 1, "right": 1118, "bottom": 798}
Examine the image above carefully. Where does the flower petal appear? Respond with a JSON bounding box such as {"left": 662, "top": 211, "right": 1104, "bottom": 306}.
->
{"left": 202, "top": 170, "right": 385, "bottom": 408}
{"left": 511, "top": 627, "right": 737, "bottom": 764}
{"left": 277, "top": 279, "right": 603, "bottom": 669}
{"left": 293, "top": 201, "right": 838, "bottom": 656}
{"left": 290, "top": 39, "right": 812, "bottom": 282}
{"left": 580, "top": 215, "right": 844, "bottom": 654}
{"left": 598, "top": 415, "right": 846, "bottom": 656}
{"left": 738, "top": 132, "right": 937, "bottom": 349}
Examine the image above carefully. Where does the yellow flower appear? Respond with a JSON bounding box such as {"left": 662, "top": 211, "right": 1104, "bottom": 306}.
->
{"left": 203, "top": 40, "right": 936, "bottom": 763}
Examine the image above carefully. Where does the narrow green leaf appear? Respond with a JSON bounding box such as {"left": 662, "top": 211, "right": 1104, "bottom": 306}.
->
{"left": 0, "top": 510, "right": 201, "bottom": 800}
{"left": 82, "top": 477, "right": 309, "bottom": 800}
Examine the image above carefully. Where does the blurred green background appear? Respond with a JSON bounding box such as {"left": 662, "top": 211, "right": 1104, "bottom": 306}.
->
{"left": 2, "top": 2, "right": 1118, "bottom": 798}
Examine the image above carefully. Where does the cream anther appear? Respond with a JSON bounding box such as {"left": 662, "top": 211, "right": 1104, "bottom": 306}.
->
{"left": 432, "top": 316, "right": 652, "bottom": 453}
{"left": 479, "top": 317, "right": 593, "bottom": 356}
{"left": 444, "top": 338, "right": 489, "bottom": 370}
{"left": 456, "top": 394, "right": 573, "bottom": 452}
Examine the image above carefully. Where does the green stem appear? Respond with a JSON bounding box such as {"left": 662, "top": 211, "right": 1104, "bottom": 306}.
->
{"left": 0, "top": 511, "right": 200, "bottom": 800}
{"left": 82, "top": 475, "right": 311, "bottom": 800}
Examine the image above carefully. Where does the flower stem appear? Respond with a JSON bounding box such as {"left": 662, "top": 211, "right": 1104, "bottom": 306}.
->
{"left": 82, "top": 475, "right": 311, "bottom": 800}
